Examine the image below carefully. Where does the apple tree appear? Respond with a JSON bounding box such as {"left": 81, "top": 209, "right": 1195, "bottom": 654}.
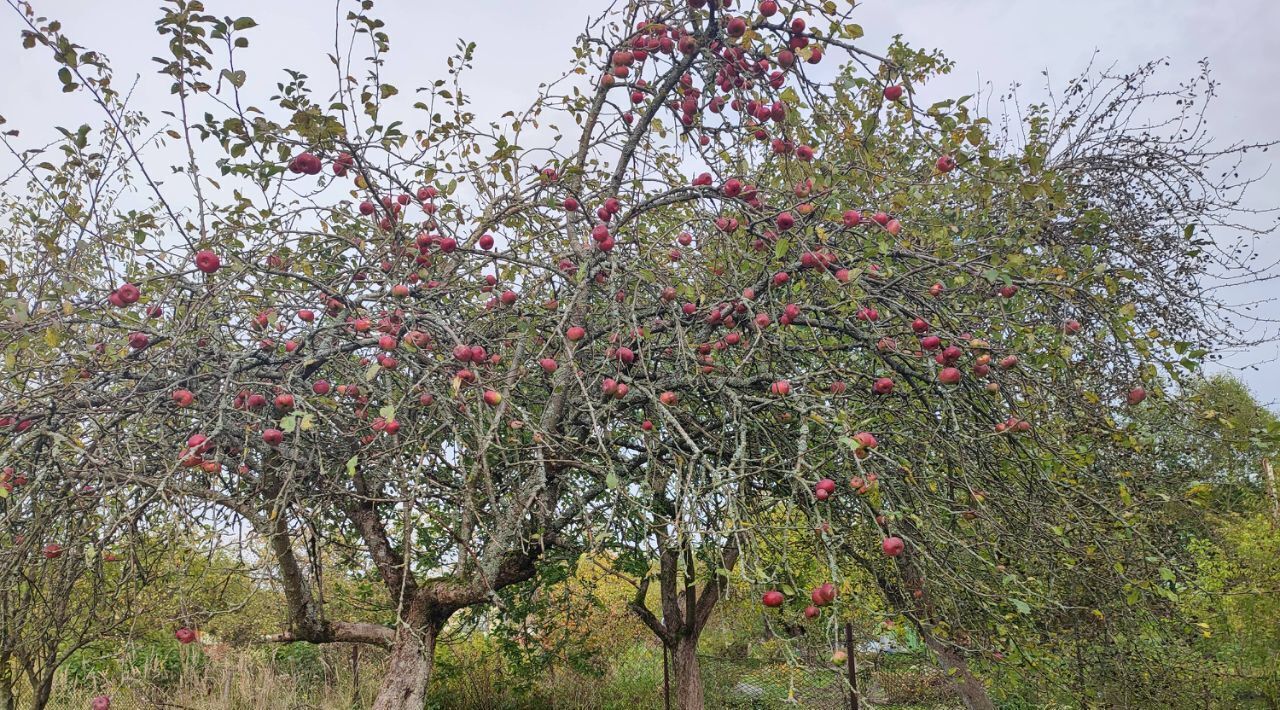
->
{"left": 0, "top": 1, "right": 1272, "bottom": 709}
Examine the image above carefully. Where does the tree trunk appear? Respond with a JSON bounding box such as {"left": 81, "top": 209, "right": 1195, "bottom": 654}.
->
{"left": 672, "top": 637, "right": 705, "bottom": 710}
{"left": 0, "top": 652, "right": 15, "bottom": 710}
{"left": 370, "top": 622, "right": 439, "bottom": 710}
{"left": 921, "top": 631, "right": 995, "bottom": 710}
{"left": 29, "top": 673, "right": 53, "bottom": 710}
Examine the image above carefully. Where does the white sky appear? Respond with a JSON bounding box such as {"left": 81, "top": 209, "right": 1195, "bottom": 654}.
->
{"left": 3, "top": 0, "right": 1278, "bottom": 404}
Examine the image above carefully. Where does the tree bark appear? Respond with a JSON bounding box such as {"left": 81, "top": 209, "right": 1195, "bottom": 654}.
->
{"left": 29, "top": 673, "right": 52, "bottom": 710}
{"left": 672, "top": 636, "right": 705, "bottom": 710}
{"left": 369, "top": 621, "right": 440, "bottom": 710}
{"left": 921, "top": 631, "right": 995, "bottom": 710}
{"left": 0, "top": 651, "right": 15, "bottom": 710}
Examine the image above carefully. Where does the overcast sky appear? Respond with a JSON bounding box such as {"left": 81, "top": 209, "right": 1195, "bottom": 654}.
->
{"left": 3, "top": 0, "right": 1278, "bottom": 404}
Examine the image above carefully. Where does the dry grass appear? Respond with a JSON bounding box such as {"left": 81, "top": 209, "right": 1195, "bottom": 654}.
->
{"left": 48, "top": 644, "right": 385, "bottom": 709}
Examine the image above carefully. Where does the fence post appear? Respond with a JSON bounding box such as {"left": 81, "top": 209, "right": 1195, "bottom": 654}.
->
{"left": 663, "top": 643, "right": 671, "bottom": 710}
{"left": 1263, "top": 458, "right": 1280, "bottom": 527}
{"left": 351, "top": 645, "right": 361, "bottom": 705}
{"left": 845, "top": 622, "right": 859, "bottom": 710}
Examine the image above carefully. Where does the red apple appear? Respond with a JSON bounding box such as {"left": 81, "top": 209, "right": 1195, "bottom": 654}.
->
{"left": 762, "top": 590, "right": 785, "bottom": 607}
{"left": 262, "top": 429, "right": 284, "bottom": 446}
{"left": 818, "top": 582, "right": 836, "bottom": 604}
{"left": 939, "top": 367, "right": 962, "bottom": 385}
{"left": 882, "top": 536, "right": 904, "bottom": 557}
{"left": 194, "top": 250, "right": 221, "bottom": 274}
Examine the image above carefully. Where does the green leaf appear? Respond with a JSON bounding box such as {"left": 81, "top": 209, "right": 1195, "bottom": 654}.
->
{"left": 346, "top": 455, "right": 358, "bottom": 477}
{"left": 1012, "top": 599, "right": 1031, "bottom": 614}
{"left": 364, "top": 363, "right": 381, "bottom": 381}
{"left": 221, "top": 69, "right": 246, "bottom": 89}
{"left": 232, "top": 17, "right": 257, "bottom": 30}
{"left": 379, "top": 404, "right": 396, "bottom": 421}
{"left": 605, "top": 471, "right": 619, "bottom": 489}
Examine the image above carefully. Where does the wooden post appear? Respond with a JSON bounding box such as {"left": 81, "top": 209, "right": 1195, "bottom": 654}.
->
{"left": 351, "top": 645, "right": 361, "bottom": 705}
{"left": 845, "top": 622, "right": 859, "bottom": 710}
{"left": 1263, "top": 458, "right": 1280, "bottom": 527}
{"left": 663, "top": 643, "right": 671, "bottom": 710}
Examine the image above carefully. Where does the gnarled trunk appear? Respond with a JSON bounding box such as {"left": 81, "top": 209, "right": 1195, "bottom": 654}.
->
{"left": 29, "top": 674, "right": 52, "bottom": 710}
{"left": 370, "top": 621, "right": 439, "bottom": 710}
{"left": 0, "top": 651, "right": 16, "bottom": 710}
{"left": 672, "top": 636, "right": 705, "bottom": 710}
{"left": 922, "top": 631, "right": 995, "bottom": 710}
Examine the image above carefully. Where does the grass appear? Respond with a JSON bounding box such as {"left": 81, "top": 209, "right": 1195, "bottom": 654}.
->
{"left": 41, "top": 638, "right": 963, "bottom": 709}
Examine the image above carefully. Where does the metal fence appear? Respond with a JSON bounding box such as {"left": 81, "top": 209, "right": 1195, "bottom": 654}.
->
{"left": 654, "top": 623, "right": 955, "bottom": 710}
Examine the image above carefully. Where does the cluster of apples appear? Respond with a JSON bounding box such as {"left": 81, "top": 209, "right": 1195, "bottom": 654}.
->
{"left": 0, "top": 466, "right": 27, "bottom": 494}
